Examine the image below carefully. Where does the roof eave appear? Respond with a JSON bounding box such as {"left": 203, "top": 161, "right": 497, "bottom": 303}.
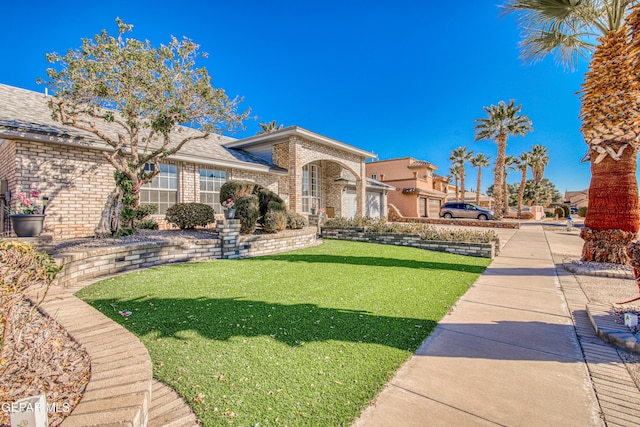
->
{"left": 223, "top": 126, "right": 377, "bottom": 159}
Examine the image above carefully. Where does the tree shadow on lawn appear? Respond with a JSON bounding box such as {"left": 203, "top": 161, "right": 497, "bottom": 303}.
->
{"left": 90, "top": 296, "right": 438, "bottom": 351}
{"left": 245, "top": 253, "right": 487, "bottom": 274}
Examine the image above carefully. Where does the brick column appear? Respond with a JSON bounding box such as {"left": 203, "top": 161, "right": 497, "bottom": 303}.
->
{"left": 356, "top": 161, "right": 366, "bottom": 217}
{"left": 216, "top": 219, "right": 241, "bottom": 259}
{"left": 288, "top": 137, "right": 302, "bottom": 212}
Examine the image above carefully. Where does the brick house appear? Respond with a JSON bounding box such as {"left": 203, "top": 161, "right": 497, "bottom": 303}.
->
{"left": 0, "top": 84, "right": 390, "bottom": 239}
{"left": 365, "top": 157, "right": 449, "bottom": 218}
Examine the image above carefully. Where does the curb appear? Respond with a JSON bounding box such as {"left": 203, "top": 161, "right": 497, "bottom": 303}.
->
{"left": 586, "top": 303, "right": 640, "bottom": 354}
{"left": 563, "top": 262, "right": 634, "bottom": 280}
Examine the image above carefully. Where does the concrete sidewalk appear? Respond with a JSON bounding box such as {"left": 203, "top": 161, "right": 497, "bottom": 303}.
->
{"left": 355, "top": 225, "right": 603, "bottom": 427}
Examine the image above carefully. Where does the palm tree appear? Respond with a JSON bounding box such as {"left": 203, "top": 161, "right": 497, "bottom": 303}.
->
{"left": 504, "top": 155, "right": 519, "bottom": 215}
{"left": 471, "top": 153, "right": 491, "bottom": 205}
{"left": 502, "top": 1, "right": 640, "bottom": 263}
{"left": 474, "top": 100, "right": 533, "bottom": 220}
{"left": 449, "top": 165, "right": 462, "bottom": 202}
{"left": 515, "top": 152, "right": 532, "bottom": 218}
{"left": 529, "top": 144, "right": 549, "bottom": 183}
{"left": 257, "top": 120, "right": 284, "bottom": 134}
{"left": 449, "top": 147, "right": 473, "bottom": 204}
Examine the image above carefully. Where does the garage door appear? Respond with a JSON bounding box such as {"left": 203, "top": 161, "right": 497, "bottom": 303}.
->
{"left": 344, "top": 188, "right": 357, "bottom": 218}
{"left": 428, "top": 198, "right": 441, "bottom": 218}
{"left": 366, "top": 191, "right": 382, "bottom": 218}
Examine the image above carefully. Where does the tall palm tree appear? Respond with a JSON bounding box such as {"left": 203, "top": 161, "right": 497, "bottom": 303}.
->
{"left": 449, "top": 165, "right": 462, "bottom": 202}
{"left": 471, "top": 153, "right": 491, "bottom": 205}
{"left": 449, "top": 147, "right": 473, "bottom": 204}
{"left": 474, "top": 100, "right": 533, "bottom": 220}
{"left": 504, "top": 155, "right": 519, "bottom": 215}
{"left": 516, "top": 152, "right": 532, "bottom": 218}
{"left": 502, "top": 1, "right": 640, "bottom": 263}
{"left": 529, "top": 144, "right": 549, "bottom": 183}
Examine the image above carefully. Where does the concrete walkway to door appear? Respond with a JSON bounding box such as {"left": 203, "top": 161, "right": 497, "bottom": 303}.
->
{"left": 354, "top": 224, "right": 604, "bottom": 426}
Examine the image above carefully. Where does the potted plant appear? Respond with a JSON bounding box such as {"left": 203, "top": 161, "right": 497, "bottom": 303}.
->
{"left": 222, "top": 198, "right": 236, "bottom": 219}
{"left": 7, "top": 189, "right": 47, "bottom": 237}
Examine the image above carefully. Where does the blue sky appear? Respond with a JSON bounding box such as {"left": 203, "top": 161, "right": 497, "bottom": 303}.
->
{"left": 1, "top": 1, "right": 593, "bottom": 194}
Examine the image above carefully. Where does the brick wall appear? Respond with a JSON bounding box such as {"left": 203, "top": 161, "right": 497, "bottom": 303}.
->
{"left": 14, "top": 140, "right": 114, "bottom": 239}
{"left": 321, "top": 227, "right": 497, "bottom": 258}
{"left": 48, "top": 224, "right": 319, "bottom": 288}
{"left": 239, "top": 228, "right": 319, "bottom": 257}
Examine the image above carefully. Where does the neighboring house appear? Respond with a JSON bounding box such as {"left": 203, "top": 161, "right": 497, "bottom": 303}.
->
{"left": 564, "top": 189, "right": 589, "bottom": 210}
{"left": 365, "top": 157, "right": 448, "bottom": 218}
{"left": 0, "top": 84, "right": 390, "bottom": 239}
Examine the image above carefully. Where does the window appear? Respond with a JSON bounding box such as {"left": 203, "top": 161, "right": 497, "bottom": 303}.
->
{"left": 199, "top": 168, "right": 227, "bottom": 213}
{"left": 140, "top": 164, "right": 178, "bottom": 214}
{"left": 371, "top": 173, "right": 377, "bottom": 179}
{"left": 302, "top": 164, "right": 321, "bottom": 212}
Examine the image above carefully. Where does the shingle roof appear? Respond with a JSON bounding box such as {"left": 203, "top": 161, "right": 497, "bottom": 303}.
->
{"left": 0, "top": 84, "right": 283, "bottom": 172}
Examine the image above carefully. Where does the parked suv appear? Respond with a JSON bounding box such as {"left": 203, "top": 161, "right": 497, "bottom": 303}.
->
{"left": 439, "top": 202, "right": 494, "bottom": 220}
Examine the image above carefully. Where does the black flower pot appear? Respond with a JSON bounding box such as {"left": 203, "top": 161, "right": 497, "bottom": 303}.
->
{"left": 10, "top": 214, "right": 45, "bottom": 237}
{"left": 224, "top": 209, "right": 236, "bottom": 220}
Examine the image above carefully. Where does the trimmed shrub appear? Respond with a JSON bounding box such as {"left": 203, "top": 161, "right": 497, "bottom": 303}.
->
{"left": 236, "top": 195, "right": 260, "bottom": 234}
{"left": 554, "top": 207, "right": 565, "bottom": 218}
{"left": 136, "top": 219, "right": 159, "bottom": 230}
{"left": 258, "top": 188, "right": 285, "bottom": 221}
{"left": 263, "top": 210, "right": 288, "bottom": 233}
{"left": 220, "top": 180, "right": 260, "bottom": 204}
{"left": 287, "top": 211, "right": 308, "bottom": 229}
{"left": 545, "top": 211, "right": 555, "bottom": 218}
{"left": 578, "top": 206, "right": 588, "bottom": 217}
{"left": 165, "top": 203, "right": 216, "bottom": 229}
{"left": 561, "top": 205, "right": 570, "bottom": 218}
{"left": 135, "top": 204, "right": 158, "bottom": 220}
{"left": 518, "top": 212, "right": 534, "bottom": 220}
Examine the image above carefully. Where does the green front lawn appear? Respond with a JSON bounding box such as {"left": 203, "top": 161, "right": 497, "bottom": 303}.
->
{"left": 77, "top": 240, "right": 490, "bottom": 426}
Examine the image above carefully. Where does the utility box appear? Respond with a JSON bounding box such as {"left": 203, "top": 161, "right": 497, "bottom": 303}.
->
{"left": 10, "top": 393, "right": 48, "bottom": 427}
{"left": 624, "top": 312, "right": 638, "bottom": 328}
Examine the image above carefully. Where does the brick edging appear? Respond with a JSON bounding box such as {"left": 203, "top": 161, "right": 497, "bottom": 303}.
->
{"left": 320, "top": 227, "right": 497, "bottom": 258}
{"left": 38, "top": 290, "right": 153, "bottom": 427}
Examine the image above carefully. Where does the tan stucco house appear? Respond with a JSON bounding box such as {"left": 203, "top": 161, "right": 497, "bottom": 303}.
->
{"left": 564, "top": 189, "right": 589, "bottom": 210}
{"left": 365, "top": 157, "right": 449, "bottom": 218}
{"left": 0, "top": 84, "right": 390, "bottom": 239}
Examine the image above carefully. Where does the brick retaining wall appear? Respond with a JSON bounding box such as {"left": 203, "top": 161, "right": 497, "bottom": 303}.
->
{"left": 48, "top": 223, "right": 319, "bottom": 288}
{"left": 321, "top": 227, "right": 497, "bottom": 258}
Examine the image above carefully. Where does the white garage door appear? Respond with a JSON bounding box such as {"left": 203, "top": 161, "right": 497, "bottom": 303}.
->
{"left": 366, "top": 191, "right": 382, "bottom": 218}
{"left": 344, "top": 188, "right": 357, "bottom": 218}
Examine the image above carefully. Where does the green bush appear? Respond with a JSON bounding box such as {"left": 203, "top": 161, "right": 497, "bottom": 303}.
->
{"left": 263, "top": 210, "right": 288, "bottom": 233}
{"left": 258, "top": 188, "right": 285, "bottom": 221}
{"left": 220, "top": 180, "right": 260, "bottom": 204}
{"left": 578, "top": 206, "right": 587, "bottom": 217}
{"left": 135, "top": 204, "right": 158, "bottom": 220}
{"left": 554, "top": 207, "right": 565, "bottom": 218}
{"left": 545, "top": 211, "right": 555, "bottom": 218}
{"left": 165, "top": 203, "right": 216, "bottom": 229}
{"left": 136, "top": 219, "right": 159, "bottom": 230}
{"left": 221, "top": 180, "right": 288, "bottom": 232}
{"left": 286, "top": 211, "right": 308, "bottom": 229}
{"left": 561, "top": 205, "right": 570, "bottom": 218}
{"left": 236, "top": 195, "right": 260, "bottom": 234}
